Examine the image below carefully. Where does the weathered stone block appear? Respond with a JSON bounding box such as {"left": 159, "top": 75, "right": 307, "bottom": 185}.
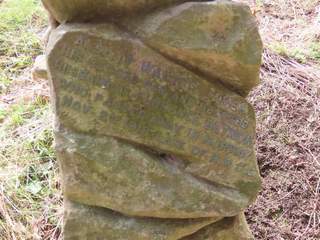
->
{"left": 122, "top": 1, "right": 262, "bottom": 95}
{"left": 47, "top": 23, "right": 261, "bottom": 208}
{"left": 181, "top": 213, "right": 254, "bottom": 240}
{"left": 44, "top": 1, "right": 263, "bottom": 238}
{"left": 42, "top": 0, "right": 197, "bottom": 23}
{"left": 32, "top": 55, "right": 48, "bottom": 81}
{"left": 64, "top": 201, "right": 252, "bottom": 240}
{"left": 56, "top": 130, "right": 249, "bottom": 219}
{"left": 63, "top": 200, "right": 220, "bottom": 240}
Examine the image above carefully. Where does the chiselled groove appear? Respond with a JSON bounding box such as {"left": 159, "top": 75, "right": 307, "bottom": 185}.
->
{"left": 56, "top": 130, "right": 249, "bottom": 218}
{"left": 124, "top": 143, "right": 247, "bottom": 196}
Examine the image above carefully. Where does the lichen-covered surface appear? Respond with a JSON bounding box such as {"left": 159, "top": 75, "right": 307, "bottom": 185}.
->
{"left": 45, "top": 1, "right": 262, "bottom": 239}
{"left": 42, "top": 0, "right": 193, "bottom": 23}
{"left": 122, "top": 1, "right": 262, "bottom": 96}
{"left": 56, "top": 130, "right": 248, "bottom": 219}
{"left": 65, "top": 201, "right": 252, "bottom": 240}
{"left": 63, "top": 201, "right": 219, "bottom": 240}
{"left": 181, "top": 213, "right": 253, "bottom": 240}
{"left": 47, "top": 23, "right": 261, "bottom": 203}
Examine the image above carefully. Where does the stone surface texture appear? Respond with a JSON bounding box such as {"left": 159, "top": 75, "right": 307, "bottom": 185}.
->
{"left": 64, "top": 201, "right": 221, "bottom": 240}
{"left": 44, "top": 0, "right": 262, "bottom": 239}
{"left": 31, "top": 55, "right": 48, "bottom": 81}
{"left": 42, "top": 0, "right": 195, "bottom": 23}
{"left": 122, "top": 1, "right": 262, "bottom": 96}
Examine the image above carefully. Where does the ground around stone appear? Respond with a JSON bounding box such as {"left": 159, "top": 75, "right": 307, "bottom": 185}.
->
{"left": 237, "top": 1, "right": 320, "bottom": 239}
{"left": 0, "top": 0, "right": 319, "bottom": 240}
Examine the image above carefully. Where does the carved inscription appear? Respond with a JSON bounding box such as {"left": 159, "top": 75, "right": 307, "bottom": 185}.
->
{"left": 49, "top": 30, "right": 258, "bottom": 187}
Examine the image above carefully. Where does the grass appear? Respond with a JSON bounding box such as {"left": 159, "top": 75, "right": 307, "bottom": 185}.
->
{"left": 0, "top": 0, "right": 47, "bottom": 94}
{"left": 241, "top": 0, "right": 320, "bottom": 239}
{"left": 270, "top": 41, "right": 320, "bottom": 64}
{"left": 246, "top": 49, "right": 320, "bottom": 240}
{"left": 0, "top": 97, "right": 62, "bottom": 239}
{"left": 0, "top": 0, "right": 62, "bottom": 239}
{"left": 252, "top": 0, "right": 320, "bottom": 65}
{"left": 2, "top": 96, "right": 49, "bottom": 127}
{"left": 0, "top": 104, "right": 62, "bottom": 240}
{"left": 310, "top": 42, "right": 320, "bottom": 60}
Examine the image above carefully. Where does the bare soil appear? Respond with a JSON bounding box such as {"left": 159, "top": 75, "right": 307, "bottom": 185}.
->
{"left": 237, "top": 1, "right": 320, "bottom": 239}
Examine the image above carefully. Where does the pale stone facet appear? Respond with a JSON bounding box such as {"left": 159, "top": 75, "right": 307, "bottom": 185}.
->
{"left": 122, "top": 1, "right": 262, "bottom": 95}
{"left": 31, "top": 55, "right": 48, "bottom": 81}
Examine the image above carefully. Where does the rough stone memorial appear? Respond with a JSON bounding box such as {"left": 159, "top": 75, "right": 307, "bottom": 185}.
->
{"left": 43, "top": 0, "right": 263, "bottom": 239}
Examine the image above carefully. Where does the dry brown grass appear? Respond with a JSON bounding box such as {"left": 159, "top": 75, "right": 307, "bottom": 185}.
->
{"left": 237, "top": 1, "right": 320, "bottom": 239}
{"left": 0, "top": 1, "right": 62, "bottom": 239}
{"left": 247, "top": 49, "right": 320, "bottom": 240}
{"left": 247, "top": 0, "right": 320, "bottom": 63}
